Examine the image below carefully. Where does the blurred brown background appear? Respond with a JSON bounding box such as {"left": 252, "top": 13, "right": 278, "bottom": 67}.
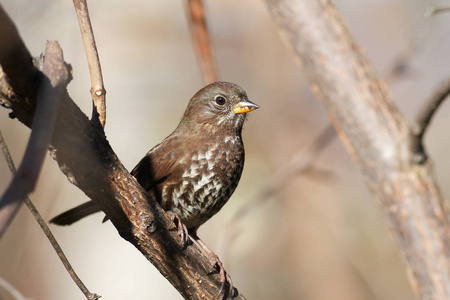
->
{"left": 1, "top": 0, "right": 449, "bottom": 299}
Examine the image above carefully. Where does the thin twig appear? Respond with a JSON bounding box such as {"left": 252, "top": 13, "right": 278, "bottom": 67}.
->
{"left": 424, "top": 6, "right": 450, "bottom": 17}
{"left": 0, "top": 129, "right": 100, "bottom": 300}
{"left": 0, "top": 132, "right": 15, "bottom": 174}
{"left": 185, "top": 0, "right": 218, "bottom": 84}
{"left": 24, "top": 198, "right": 101, "bottom": 299}
{"left": 72, "top": 0, "right": 106, "bottom": 127}
{"left": 410, "top": 78, "right": 450, "bottom": 164}
{"left": 217, "top": 124, "right": 336, "bottom": 257}
{"left": 0, "top": 41, "right": 67, "bottom": 239}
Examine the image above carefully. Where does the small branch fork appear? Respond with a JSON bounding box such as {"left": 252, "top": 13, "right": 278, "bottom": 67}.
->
{"left": 185, "top": 0, "right": 218, "bottom": 84}
{"left": 72, "top": 0, "right": 106, "bottom": 127}
{"left": 410, "top": 78, "right": 450, "bottom": 164}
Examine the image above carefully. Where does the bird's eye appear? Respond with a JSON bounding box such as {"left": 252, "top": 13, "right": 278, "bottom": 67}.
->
{"left": 214, "top": 95, "right": 227, "bottom": 106}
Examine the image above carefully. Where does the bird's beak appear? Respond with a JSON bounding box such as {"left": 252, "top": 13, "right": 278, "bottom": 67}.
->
{"left": 232, "top": 100, "right": 260, "bottom": 114}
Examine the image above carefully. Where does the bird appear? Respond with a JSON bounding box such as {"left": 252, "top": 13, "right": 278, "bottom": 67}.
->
{"left": 50, "top": 81, "right": 259, "bottom": 290}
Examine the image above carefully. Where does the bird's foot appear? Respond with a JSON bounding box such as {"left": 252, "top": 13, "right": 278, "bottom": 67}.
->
{"left": 206, "top": 252, "right": 234, "bottom": 298}
{"left": 191, "top": 233, "right": 234, "bottom": 297}
{"left": 167, "top": 211, "right": 190, "bottom": 247}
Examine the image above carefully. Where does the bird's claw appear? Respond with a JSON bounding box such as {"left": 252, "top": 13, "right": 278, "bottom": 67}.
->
{"left": 207, "top": 253, "right": 234, "bottom": 298}
{"left": 167, "top": 211, "right": 190, "bottom": 247}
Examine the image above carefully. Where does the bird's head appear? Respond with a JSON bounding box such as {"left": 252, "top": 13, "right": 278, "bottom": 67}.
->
{"left": 179, "top": 82, "right": 259, "bottom": 134}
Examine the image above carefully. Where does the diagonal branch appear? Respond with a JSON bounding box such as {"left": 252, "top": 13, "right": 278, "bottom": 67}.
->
{"left": 72, "top": 0, "right": 106, "bottom": 127}
{"left": 0, "top": 41, "right": 68, "bottom": 239}
{"left": 264, "top": 0, "right": 450, "bottom": 299}
{"left": 410, "top": 78, "right": 450, "bottom": 164}
{"left": 185, "top": 0, "right": 219, "bottom": 84}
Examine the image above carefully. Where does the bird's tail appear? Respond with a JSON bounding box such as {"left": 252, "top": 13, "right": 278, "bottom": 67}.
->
{"left": 50, "top": 201, "right": 102, "bottom": 225}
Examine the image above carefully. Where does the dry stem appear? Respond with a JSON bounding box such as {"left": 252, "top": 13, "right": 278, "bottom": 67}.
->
{"left": 72, "top": 0, "right": 106, "bottom": 127}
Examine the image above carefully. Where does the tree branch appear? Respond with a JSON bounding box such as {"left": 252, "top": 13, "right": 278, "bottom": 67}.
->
{"left": 72, "top": 0, "right": 106, "bottom": 127}
{"left": 264, "top": 1, "right": 450, "bottom": 299}
{"left": 0, "top": 4, "right": 243, "bottom": 299}
{"left": 185, "top": 0, "right": 218, "bottom": 84}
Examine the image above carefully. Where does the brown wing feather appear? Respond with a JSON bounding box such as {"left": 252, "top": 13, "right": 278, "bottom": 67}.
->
{"left": 131, "top": 134, "right": 184, "bottom": 192}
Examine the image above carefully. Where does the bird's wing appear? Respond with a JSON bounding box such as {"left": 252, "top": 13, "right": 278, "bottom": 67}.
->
{"left": 130, "top": 135, "right": 184, "bottom": 191}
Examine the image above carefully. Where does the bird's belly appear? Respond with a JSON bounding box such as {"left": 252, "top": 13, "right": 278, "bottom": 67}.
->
{"left": 169, "top": 174, "right": 237, "bottom": 229}
{"left": 164, "top": 150, "right": 244, "bottom": 229}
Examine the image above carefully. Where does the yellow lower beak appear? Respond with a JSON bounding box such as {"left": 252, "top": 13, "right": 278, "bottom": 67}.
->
{"left": 232, "top": 101, "right": 260, "bottom": 114}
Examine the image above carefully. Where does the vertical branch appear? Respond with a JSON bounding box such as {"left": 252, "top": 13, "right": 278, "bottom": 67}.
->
{"left": 72, "top": 0, "right": 106, "bottom": 127}
{"left": 185, "top": 0, "right": 219, "bottom": 84}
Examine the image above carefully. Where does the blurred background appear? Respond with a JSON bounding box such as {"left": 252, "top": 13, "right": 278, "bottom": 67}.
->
{"left": 1, "top": 0, "right": 449, "bottom": 299}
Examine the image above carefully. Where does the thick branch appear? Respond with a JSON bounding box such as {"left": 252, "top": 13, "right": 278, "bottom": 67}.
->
{"left": 0, "top": 5, "right": 243, "bottom": 299}
{"left": 265, "top": 1, "right": 450, "bottom": 299}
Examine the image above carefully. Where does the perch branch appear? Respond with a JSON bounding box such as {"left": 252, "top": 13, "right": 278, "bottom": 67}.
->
{"left": 264, "top": 0, "right": 450, "bottom": 299}
{"left": 0, "top": 129, "right": 100, "bottom": 300}
{"left": 0, "top": 4, "right": 243, "bottom": 299}
{"left": 0, "top": 41, "right": 67, "bottom": 239}
{"left": 72, "top": 0, "right": 106, "bottom": 127}
{"left": 185, "top": 0, "right": 218, "bottom": 84}
{"left": 410, "top": 78, "right": 450, "bottom": 164}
